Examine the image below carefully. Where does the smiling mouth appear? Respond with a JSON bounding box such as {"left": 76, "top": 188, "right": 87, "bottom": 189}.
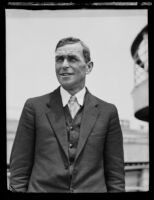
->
{"left": 59, "top": 73, "right": 73, "bottom": 76}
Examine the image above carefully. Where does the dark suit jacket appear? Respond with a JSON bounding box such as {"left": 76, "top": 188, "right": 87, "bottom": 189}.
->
{"left": 9, "top": 87, "right": 125, "bottom": 193}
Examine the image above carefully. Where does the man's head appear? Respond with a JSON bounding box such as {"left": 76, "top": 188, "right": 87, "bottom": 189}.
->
{"left": 55, "top": 37, "right": 91, "bottom": 64}
{"left": 55, "top": 37, "right": 93, "bottom": 95}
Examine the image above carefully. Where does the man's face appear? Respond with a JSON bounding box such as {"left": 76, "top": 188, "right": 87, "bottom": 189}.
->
{"left": 55, "top": 43, "right": 89, "bottom": 92}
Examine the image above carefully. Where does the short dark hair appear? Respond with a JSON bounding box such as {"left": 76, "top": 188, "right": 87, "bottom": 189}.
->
{"left": 55, "top": 37, "right": 91, "bottom": 63}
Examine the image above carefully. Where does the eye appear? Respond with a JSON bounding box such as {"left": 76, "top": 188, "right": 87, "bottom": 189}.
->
{"left": 68, "top": 56, "right": 78, "bottom": 62}
{"left": 56, "top": 56, "right": 64, "bottom": 63}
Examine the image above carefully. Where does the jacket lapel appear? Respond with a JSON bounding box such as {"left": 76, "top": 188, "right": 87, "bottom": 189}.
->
{"left": 46, "top": 87, "right": 69, "bottom": 160}
{"left": 74, "top": 90, "right": 99, "bottom": 163}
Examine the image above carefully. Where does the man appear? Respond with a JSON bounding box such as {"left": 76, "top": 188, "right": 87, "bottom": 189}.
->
{"left": 9, "top": 37, "right": 125, "bottom": 193}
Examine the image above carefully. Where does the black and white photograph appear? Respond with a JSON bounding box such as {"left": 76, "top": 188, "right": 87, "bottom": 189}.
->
{"left": 5, "top": 2, "right": 149, "bottom": 193}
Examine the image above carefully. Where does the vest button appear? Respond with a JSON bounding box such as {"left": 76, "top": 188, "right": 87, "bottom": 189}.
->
{"left": 70, "top": 126, "right": 73, "bottom": 130}
{"left": 69, "top": 143, "right": 73, "bottom": 148}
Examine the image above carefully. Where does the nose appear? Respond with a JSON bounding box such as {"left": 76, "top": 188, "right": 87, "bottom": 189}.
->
{"left": 62, "top": 58, "right": 69, "bottom": 69}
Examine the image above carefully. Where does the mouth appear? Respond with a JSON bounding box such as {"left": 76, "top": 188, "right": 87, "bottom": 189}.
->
{"left": 59, "top": 73, "right": 73, "bottom": 77}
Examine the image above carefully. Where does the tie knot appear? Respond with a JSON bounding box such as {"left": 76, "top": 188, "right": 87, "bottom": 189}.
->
{"left": 69, "top": 95, "right": 77, "bottom": 103}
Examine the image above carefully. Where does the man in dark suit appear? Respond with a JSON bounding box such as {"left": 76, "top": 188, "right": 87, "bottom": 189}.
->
{"left": 9, "top": 37, "right": 125, "bottom": 193}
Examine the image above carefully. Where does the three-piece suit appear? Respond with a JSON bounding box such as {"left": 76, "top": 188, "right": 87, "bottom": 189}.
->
{"left": 9, "top": 87, "right": 125, "bottom": 192}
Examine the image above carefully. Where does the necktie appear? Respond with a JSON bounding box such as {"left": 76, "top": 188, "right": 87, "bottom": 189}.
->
{"left": 68, "top": 96, "right": 80, "bottom": 119}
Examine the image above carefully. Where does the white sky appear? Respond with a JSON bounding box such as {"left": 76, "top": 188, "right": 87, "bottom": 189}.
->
{"left": 6, "top": 9, "right": 148, "bottom": 129}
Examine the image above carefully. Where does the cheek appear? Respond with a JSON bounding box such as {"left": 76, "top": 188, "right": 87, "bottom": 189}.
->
{"left": 55, "top": 65, "right": 60, "bottom": 73}
{"left": 77, "top": 66, "right": 86, "bottom": 75}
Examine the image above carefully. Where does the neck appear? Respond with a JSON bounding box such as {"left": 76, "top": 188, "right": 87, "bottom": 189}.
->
{"left": 63, "top": 83, "right": 85, "bottom": 96}
{"left": 67, "top": 87, "right": 83, "bottom": 96}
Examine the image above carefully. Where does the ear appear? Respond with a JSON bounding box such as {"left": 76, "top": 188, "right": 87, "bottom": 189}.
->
{"left": 86, "top": 61, "right": 93, "bottom": 75}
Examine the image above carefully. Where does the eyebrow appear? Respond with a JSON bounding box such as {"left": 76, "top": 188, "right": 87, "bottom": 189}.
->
{"left": 55, "top": 55, "right": 79, "bottom": 59}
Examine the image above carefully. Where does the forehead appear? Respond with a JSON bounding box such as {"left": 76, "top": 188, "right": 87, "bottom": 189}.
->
{"left": 55, "top": 43, "right": 84, "bottom": 56}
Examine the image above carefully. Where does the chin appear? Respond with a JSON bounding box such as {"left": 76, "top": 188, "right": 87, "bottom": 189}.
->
{"left": 59, "top": 77, "right": 72, "bottom": 86}
{"left": 61, "top": 83, "right": 73, "bottom": 90}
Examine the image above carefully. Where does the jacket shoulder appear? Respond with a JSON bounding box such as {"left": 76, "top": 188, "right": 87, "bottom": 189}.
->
{"left": 24, "top": 92, "right": 52, "bottom": 109}
{"left": 91, "top": 94, "right": 118, "bottom": 114}
{"left": 93, "top": 94, "right": 116, "bottom": 107}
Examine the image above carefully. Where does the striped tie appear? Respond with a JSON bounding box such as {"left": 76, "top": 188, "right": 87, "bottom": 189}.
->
{"left": 68, "top": 96, "right": 80, "bottom": 119}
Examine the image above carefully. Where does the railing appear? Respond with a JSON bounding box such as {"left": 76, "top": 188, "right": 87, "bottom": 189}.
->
{"left": 125, "top": 162, "right": 149, "bottom": 192}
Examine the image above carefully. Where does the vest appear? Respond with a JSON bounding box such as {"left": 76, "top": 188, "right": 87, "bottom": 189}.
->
{"left": 63, "top": 105, "right": 84, "bottom": 179}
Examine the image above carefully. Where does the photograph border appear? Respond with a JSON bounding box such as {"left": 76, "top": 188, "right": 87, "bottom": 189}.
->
{"left": 1, "top": 0, "right": 152, "bottom": 197}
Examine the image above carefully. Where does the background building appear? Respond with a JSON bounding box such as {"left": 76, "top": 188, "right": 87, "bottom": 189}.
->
{"left": 121, "top": 119, "right": 149, "bottom": 191}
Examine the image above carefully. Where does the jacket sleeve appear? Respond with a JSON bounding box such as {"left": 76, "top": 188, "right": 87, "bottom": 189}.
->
{"left": 9, "top": 99, "right": 35, "bottom": 192}
{"left": 104, "top": 105, "right": 125, "bottom": 192}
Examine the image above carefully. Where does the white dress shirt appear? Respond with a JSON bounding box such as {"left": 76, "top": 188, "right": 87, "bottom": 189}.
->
{"left": 60, "top": 86, "right": 86, "bottom": 107}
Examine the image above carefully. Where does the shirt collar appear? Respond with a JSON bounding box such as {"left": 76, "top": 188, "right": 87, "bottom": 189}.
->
{"left": 60, "top": 86, "right": 86, "bottom": 107}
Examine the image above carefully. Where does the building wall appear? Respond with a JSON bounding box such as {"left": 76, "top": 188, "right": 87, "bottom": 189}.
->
{"left": 125, "top": 167, "right": 149, "bottom": 191}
